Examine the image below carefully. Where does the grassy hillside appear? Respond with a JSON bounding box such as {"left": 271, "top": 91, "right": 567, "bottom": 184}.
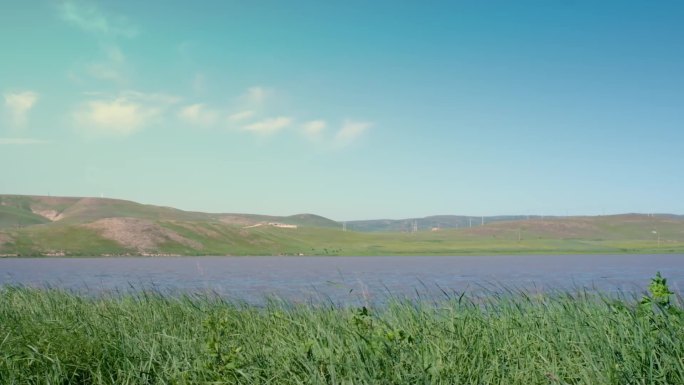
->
{"left": 0, "top": 205, "right": 50, "bottom": 229}
{"left": 0, "top": 194, "right": 683, "bottom": 256}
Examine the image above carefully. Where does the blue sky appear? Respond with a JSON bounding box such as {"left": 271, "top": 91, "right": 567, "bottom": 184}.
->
{"left": 1, "top": 1, "right": 683, "bottom": 220}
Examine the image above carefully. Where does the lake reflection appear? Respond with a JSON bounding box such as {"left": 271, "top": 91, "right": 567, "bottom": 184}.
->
{"left": 1, "top": 255, "right": 683, "bottom": 304}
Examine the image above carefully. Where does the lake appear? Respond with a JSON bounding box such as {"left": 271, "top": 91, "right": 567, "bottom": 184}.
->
{"left": 1, "top": 254, "right": 683, "bottom": 304}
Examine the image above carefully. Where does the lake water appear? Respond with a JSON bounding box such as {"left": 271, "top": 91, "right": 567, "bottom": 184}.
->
{"left": 1, "top": 255, "right": 683, "bottom": 304}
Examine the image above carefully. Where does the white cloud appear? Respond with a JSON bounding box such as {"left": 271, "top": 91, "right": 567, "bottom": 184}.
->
{"left": 302, "top": 120, "right": 327, "bottom": 137}
{"left": 4, "top": 91, "right": 39, "bottom": 128}
{"left": 243, "top": 117, "right": 292, "bottom": 134}
{"left": 241, "top": 86, "right": 273, "bottom": 105}
{"left": 0, "top": 138, "right": 47, "bottom": 145}
{"left": 72, "top": 92, "right": 175, "bottom": 135}
{"left": 335, "top": 120, "right": 372, "bottom": 145}
{"left": 73, "top": 97, "right": 161, "bottom": 135}
{"left": 228, "top": 110, "right": 255, "bottom": 122}
{"left": 58, "top": 1, "right": 138, "bottom": 38}
{"left": 178, "top": 103, "right": 219, "bottom": 126}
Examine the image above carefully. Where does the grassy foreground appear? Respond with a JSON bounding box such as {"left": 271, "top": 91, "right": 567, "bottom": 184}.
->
{"left": 1, "top": 283, "right": 683, "bottom": 385}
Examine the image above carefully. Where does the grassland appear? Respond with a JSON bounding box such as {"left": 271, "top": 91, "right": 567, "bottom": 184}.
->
{"left": 1, "top": 194, "right": 683, "bottom": 256}
{"left": 1, "top": 281, "right": 683, "bottom": 385}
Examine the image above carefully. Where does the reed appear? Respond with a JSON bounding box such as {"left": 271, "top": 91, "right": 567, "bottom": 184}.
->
{"left": 1, "top": 279, "right": 682, "bottom": 384}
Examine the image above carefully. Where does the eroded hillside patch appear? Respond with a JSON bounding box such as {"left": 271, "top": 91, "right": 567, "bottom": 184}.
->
{"left": 85, "top": 217, "right": 203, "bottom": 252}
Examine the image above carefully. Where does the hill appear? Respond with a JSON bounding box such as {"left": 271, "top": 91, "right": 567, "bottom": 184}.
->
{"left": 0, "top": 194, "right": 683, "bottom": 256}
{"left": 346, "top": 215, "right": 547, "bottom": 232}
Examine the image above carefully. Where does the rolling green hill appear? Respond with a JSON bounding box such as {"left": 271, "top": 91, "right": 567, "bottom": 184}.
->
{"left": 0, "top": 194, "right": 683, "bottom": 256}
{"left": 0, "top": 205, "right": 51, "bottom": 229}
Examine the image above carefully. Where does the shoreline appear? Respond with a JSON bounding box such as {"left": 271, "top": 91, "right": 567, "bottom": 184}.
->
{"left": 2, "top": 249, "right": 684, "bottom": 258}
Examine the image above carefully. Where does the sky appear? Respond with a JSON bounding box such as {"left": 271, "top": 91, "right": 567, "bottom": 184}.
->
{"left": 1, "top": 1, "right": 683, "bottom": 220}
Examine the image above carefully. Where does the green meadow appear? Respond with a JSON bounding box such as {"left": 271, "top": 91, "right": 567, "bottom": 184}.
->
{"left": 1, "top": 274, "right": 683, "bottom": 384}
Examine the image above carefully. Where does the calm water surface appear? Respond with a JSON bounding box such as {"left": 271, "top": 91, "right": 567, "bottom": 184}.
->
{"left": 1, "top": 255, "right": 683, "bottom": 304}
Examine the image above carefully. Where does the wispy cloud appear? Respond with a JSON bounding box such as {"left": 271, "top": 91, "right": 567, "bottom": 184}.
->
{"left": 87, "top": 64, "right": 123, "bottom": 82}
{"left": 302, "top": 120, "right": 327, "bottom": 137}
{"left": 192, "top": 72, "right": 207, "bottom": 94}
{"left": 335, "top": 120, "right": 372, "bottom": 145}
{"left": 4, "top": 91, "right": 39, "bottom": 128}
{"left": 228, "top": 110, "right": 255, "bottom": 122}
{"left": 178, "top": 103, "right": 219, "bottom": 126}
{"left": 0, "top": 138, "right": 47, "bottom": 145}
{"left": 73, "top": 91, "right": 178, "bottom": 135}
{"left": 58, "top": 1, "right": 137, "bottom": 84}
{"left": 241, "top": 86, "right": 273, "bottom": 105}
{"left": 177, "top": 40, "right": 199, "bottom": 62}
{"left": 163, "top": 85, "right": 373, "bottom": 148}
{"left": 86, "top": 45, "right": 128, "bottom": 83}
{"left": 243, "top": 117, "right": 292, "bottom": 134}
{"left": 58, "top": 0, "right": 138, "bottom": 38}
{"left": 120, "top": 90, "right": 181, "bottom": 104}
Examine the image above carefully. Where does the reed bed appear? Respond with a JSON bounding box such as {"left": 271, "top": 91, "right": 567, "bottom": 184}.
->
{"left": 1, "top": 281, "right": 683, "bottom": 384}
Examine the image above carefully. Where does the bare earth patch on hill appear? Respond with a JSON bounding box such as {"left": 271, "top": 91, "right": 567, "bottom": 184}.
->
{"left": 85, "top": 218, "right": 203, "bottom": 252}
{"left": 30, "top": 209, "right": 64, "bottom": 222}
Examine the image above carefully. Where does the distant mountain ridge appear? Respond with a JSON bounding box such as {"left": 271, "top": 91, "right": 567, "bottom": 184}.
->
{"left": 348, "top": 214, "right": 684, "bottom": 232}
{"left": 347, "top": 215, "right": 545, "bottom": 232}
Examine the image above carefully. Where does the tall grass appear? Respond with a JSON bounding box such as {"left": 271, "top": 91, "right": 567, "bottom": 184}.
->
{"left": 1, "top": 284, "right": 683, "bottom": 384}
